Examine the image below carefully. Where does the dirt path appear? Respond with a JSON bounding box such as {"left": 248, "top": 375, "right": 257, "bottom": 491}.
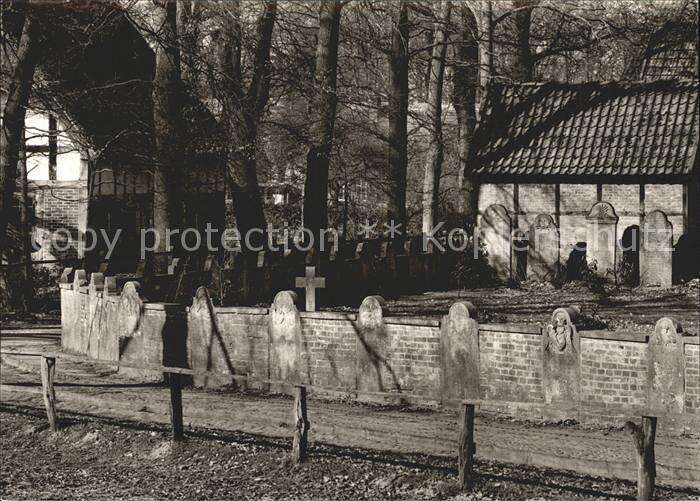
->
{"left": 1, "top": 339, "right": 699, "bottom": 491}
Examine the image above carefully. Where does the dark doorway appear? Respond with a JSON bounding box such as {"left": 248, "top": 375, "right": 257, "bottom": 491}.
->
{"left": 619, "top": 225, "right": 640, "bottom": 286}
{"left": 512, "top": 229, "right": 528, "bottom": 282}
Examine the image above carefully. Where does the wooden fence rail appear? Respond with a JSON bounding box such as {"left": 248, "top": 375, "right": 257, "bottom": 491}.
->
{"left": 1, "top": 349, "right": 659, "bottom": 499}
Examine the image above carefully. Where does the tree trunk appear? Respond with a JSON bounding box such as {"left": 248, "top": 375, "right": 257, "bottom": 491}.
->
{"left": 152, "top": 0, "right": 184, "bottom": 272}
{"left": 218, "top": 1, "right": 276, "bottom": 253}
{"left": 511, "top": 0, "right": 537, "bottom": 82}
{"left": 478, "top": 0, "right": 494, "bottom": 105}
{"left": 421, "top": 0, "right": 451, "bottom": 236}
{"left": 0, "top": 6, "right": 38, "bottom": 260}
{"left": 20, "top": 129, "right": 33, "bottom": 313}
{"left": 48, "top": 114, "right": 57, "bottom": 180}
{"left": 303, "top": 0, "right": 343, "bottom": 246}
{"left": 386, "top": 0, "right": 409, "bottom": 233}
{"left": 453, "top": 3, "right": 479, "bottom": 229}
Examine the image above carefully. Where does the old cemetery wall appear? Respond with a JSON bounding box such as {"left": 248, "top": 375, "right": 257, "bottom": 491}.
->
{"left": 60, "top": 272, "right": 700, "bottom": 431}
{"left": 59, "top": 269, "right": 188, "bottom": 382}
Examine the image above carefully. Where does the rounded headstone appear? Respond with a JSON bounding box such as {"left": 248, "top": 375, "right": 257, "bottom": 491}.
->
{"left": 358, "top": 296, "right": 386, "bottom": 330}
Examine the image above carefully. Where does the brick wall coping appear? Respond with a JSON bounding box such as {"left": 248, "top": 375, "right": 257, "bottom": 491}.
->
{"left": 683, "top": 335, "right": 700, "bottom": 345}
{"left": 384, "top": 317, "right": 441, "bottom": 327}
{"left": 28, "top": 179, "right": 84, "bottom": 189}
{"left": 479, "top": 323, "right": 543, "bottom": 335}
{"left": 300, "top": 311, "right": 357, "bottom": 321}
{"left": 204, "top": 306, "right": 269, "bottom": 315}
{"left": 143, "top": 303, "right": 186, "bottom": 313}
{"left": 579, "top": 330, "right": 649, "bottom": 343}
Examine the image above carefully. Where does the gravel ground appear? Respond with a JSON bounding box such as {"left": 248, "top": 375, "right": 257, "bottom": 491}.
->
{"left": 2, "top": 405, "right": 699, "bottom": 500}
{"left": 379, "top": 280, "right": 700, "bottom": 334}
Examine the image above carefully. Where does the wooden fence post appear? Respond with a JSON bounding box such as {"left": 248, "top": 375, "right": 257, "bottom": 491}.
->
{"left": 625, "top": 416, "right": 657, "bottom": 501}
{"left": 292, "top": 385, "right": 310, "bottom": 463}
{"left": 40, "top": 355, "right": 58, "bottom": 431}
{"left": 169, "top": 373, "right": 184, "bottom": 441}
{"left": 458, "top": 403, "right": 476, "bottom": 489}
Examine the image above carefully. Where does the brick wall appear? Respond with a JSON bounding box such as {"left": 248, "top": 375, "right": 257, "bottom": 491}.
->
{"left": 31, "top": 180, "right": 88, "bottom": 261}
{"left": 385, "top": 322, "right": 441, "bottom": 395}
{"left": 477, "top": 182, "right": 688, "bottom": 277}
{"left": 479, "top": 325, "right": 543, "bottom": 402}
{"left": 686, "top": 343, "right": 700, "bottom": 415}
{"left": 300, "top": 315, "right": 357, "bottom": 390}
{"left": 580, "top": 337, "right": 648, "bottom": 412}
{"left": 59, "top": 277, "right": 700, "bottom": 430}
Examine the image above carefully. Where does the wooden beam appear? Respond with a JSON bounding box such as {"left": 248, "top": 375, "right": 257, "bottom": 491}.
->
{"left": 292, "top": 385, "right": 310, "bottom": 463}
{"left": 40, "top": 355, "right": 58, "bottom": 431}
{"left": 169, "top": 373, "right": 184, "bottom": 441}
{"left": 625, "top": 416, "right": 657, "bottom": 501}
{"left": 458, "top": 403, "right": 476, "bottom": 489}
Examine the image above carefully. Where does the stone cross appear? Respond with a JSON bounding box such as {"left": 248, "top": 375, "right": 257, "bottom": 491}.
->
{"left": 295, "top": 266, "right": 325, "bottom": 312}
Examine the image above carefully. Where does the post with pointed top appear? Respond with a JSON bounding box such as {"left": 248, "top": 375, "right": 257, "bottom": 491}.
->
{"left": 458, "top": 403, "right": 476, "bottom": 489}
{"left": 291, "top": 385, "right": 310, "bottom": 463}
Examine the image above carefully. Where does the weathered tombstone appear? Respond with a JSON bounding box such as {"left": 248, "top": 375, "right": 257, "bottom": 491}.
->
{"left": 440, "top": 302, "right": 479, "bottom": 404}
{"left": 356, "top": 296, "right": 393, "bottom": 393}
{"left": 118, "top": 282, "right": 143, "bottom": 340}
{"left": 407, "top": 237, "right": 425, "bottom": 291}
{"left": 542, "top": 306, "right": 581, "bottom": 405}
{"left": 268, "top": 291, "right": 303, "bottom": 385}
{"left": 59, "top": 267, "right": 74, "bottom": 285}
{"left": 586, "top": 202, "right": 618, "bottom": 278}
{"left": 135, "top": 261, "right": 146, "bottom": 277}
{"left": 648, "top": 317, "right": 685, "bottom": 415}
{"left": 105, "top": 276, "right": 118, "bottom": 295}
{"left": 379, "top": 242, "right": 399, "bottom": 297}
{"left": 73, "top": 269, "right": 87, "bottom": 289}
{"left": 89, "top": 272, "right": 105, "bottom": 294}
{"left": 481, "top": 204, "right": 512, "bottom": 281}
{"left": 86, "top": 273, "right": 106, "bottom": 357}
{"left": 641, "top": 210, "right": 673, "bottom": 288}
{"left": 167, "top": 257, "right": 181, "bottom": 275}
{"left": 528, "top": 214, "right": 560, "bottom": 282}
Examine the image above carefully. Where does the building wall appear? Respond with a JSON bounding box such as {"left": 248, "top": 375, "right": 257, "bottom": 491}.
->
{"left": 477, "top": 182, "right": 687, "bottom": 278}
{"left": 31, "top": 179, "right": 88, "bottom": 262}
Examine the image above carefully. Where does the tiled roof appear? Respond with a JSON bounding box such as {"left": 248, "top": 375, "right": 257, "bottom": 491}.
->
{"left": 471, "top": 80, "right": 699, "bottom": 179}
{"left": 642, "top": 42, "right": 697, "bottom": 81}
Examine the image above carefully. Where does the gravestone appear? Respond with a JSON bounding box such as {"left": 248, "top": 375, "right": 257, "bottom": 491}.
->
{"left": 356, "top": 296, "right": 393, "bottom": 393}
{"left": 542, "top": 306, "right": 581, "bottom": 405}
{"left": 89, "top": 272, "right": 105, "bottom": 295}
{"left": 481, "top": 204, "right": 512, "bottom": 281}
{"left": 379, "top": 242, "right": 399, "bottom": 297}
{"left": 60, "top": 269, "right": 85, "bottom": 352}
{"left": 648, "top": 317, "right": 685, "bottom": 415}
{"left": 86, "top": 273, "right": 106, "bottom": 357}
{"left": 528, "top": 214, "right": 559, "bottom": 282}
{"left": 295, "top": 266, "right": 325, "bottom": 312}
{"left": 118, "top": 282, "right": 143, "bottom": 340}
{"left": 586, "top": 202, "right": 618, "bottom": 278}
{"left": 268, "top": 291, "right": 303, "bottom": 385}
{"left": 440, "top": 301, "right": 479, "bottom": 403}
{"left": 641, "top": 210, "right": 673, "bottom": 288}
